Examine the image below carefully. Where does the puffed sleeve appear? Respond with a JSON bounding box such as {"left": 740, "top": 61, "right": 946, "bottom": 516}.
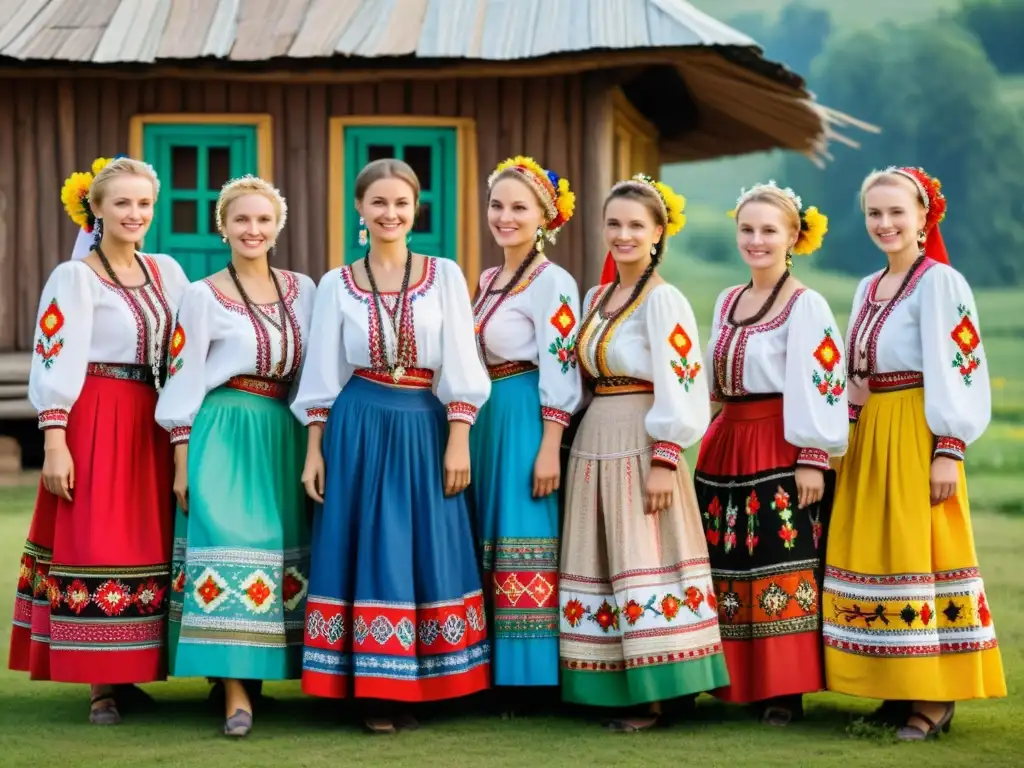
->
{"left": 644, "top": 285, "right": 711, "bottom": 468}
{"left": 531, "top": 267, "right": 582, "bottom": 427}
{"left": 845, "top": 275, "right": 872, "bottom": 424}
{"left": 151, "top": 253, "right": 190, "bottom": 309}
{"left": 783, "top": 290, "right": 850, "bottom": 470}
{"left": 291, "top": 269, "right": 351, "bottom": 426}
{"left": 919, "top": 265, "right": 991, "bottom": 461}
{"left": 435, "top": 258, "right": 491, "bottom": 424}
{"left": 28, "top": 263, "right": 95, "bottom": 430}
{"left": 154, "top": 283, "right": 213, "bottom": 445}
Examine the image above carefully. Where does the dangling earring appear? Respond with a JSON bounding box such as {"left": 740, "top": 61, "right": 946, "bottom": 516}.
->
{"left": 221, "top": 234, "right": 228, "bottom": 244}
{"left": 917, "top": 229, "right": 926, "bottom": 247}
{"left": 650, "top": 244, "right": 657, "bottom": 256}
{"left": 535, "top": 227, "right": 545, "bottom": 255}
{"left": 358, "top": 216, "right": 368, "bottom": 246}
{"left": 786, "top": 253, "right": 794, "bottom": 269}
{"left": 406, "top": 232, "right": 412, "bottom": 246}
{"left": 92, "top": 218, "right": 103, "bottom": 249}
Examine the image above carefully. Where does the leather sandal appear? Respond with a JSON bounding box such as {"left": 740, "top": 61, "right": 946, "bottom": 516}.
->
{"left": 605, "top": 715, "right": 659, "bottom": 733}
{"left": 89, "top": 694, "right": 122, "bottom": 725}
{"left": 223, "top": 708, "right": 253, "bottom": 737}
{"left": 897, "top": 704, "right": 955, "bottom": 741}
{"left": 865, "top": 699, "right": 912, "bottom": 726}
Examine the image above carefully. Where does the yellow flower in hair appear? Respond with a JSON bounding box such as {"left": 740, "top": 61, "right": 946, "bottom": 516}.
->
{"left": 555, "top": 177, "right": 575, "bottom": 223}
{"left": 491, "top": 155, "right": 550, "bottom": 190}
{"left": 60, "top": 171, "right": 94, "bottom": 230}
{"left": 793, "top": 206, "right": 828, "bottom": 256}
{"left": 654, "top": 180, "right": 687, "bottom": 237}
{"left": 91, "top": 157, "right": 113, "bottom": 176}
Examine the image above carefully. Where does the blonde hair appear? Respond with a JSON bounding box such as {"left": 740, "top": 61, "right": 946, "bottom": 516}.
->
{"left": 859, "top": 170, "right": 927, "bottom": 210}
{"left": 354, "top": 158, "right": 421, "bottom": 208}
{"left": 735, "top": 184, "right": 801, "bottom": 233}
{"left": 215, "top": 175, "right": 288, "bottom": 236}
{"left": 89, "top": 157, "right": 160, "bottom": 206}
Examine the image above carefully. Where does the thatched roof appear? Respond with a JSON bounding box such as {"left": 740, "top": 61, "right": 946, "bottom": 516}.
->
{"left": 0, "top": 0, "right": 873, "bottom": 162}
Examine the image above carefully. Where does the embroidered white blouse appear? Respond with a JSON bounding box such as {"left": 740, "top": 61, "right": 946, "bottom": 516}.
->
{"left": 707, "top": 286, "right": 850, "bottom": 470}
{"left": 154, "top": 270, "right": 317, "bottom": 444}
{"left": 29, "top": 254, "right": 189, "bottom": 429}
{"left": 473, "top": 260, "right": 582, "bottom": 427}
{"left": 845, "top": 258, "right": 990, "bottom": 461}
{"left": 577, "top": 282, "right": 709, "bottom": 469}
{"left": 291, "top": 256, "right": 491, "bottom": 426}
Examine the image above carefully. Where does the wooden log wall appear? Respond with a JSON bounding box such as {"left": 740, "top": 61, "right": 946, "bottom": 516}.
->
{"left": 0, "top": 72, "right": 613, "bottom": 352}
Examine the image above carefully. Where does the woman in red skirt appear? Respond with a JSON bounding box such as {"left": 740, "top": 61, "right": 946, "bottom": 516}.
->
{"left": 9, "top": 157, "right": 188, "bottom": 724}
{"left": 694, "top": 182, "right": 848, "bottom": 725}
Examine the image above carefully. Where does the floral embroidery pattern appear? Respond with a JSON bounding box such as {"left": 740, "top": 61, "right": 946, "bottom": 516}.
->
{"left": 950, "top": 304, "right": 982, "bottom": 386}
{"left": 562, "top": 598, "right": 619, "bottom": 632}
{"left": 668, "top": 322, "right": 701, "bottom": 391}
{"left": 745, "top": 489, "right": 760, "bottom": 555}
{"left": 724, "top": 497, "right": 739, "bottom": 554}
{"left": 772, "top": 487, "right": 798, "bottom": 550}
{"left": 704, "top": 496, "right": 722, "bottom": 546}
{"left": 548, "top": 295, "right": 577, "bottom": 374}
{"left": 811, "top": 327, "right": 845, "bottom": 405}
{"left": 810, "top": 508, "right": 823, "bottom": 549}
{"left": 35, "top": 298, "right": 65, "bottom": 369}
{"left": 168, "top": 321, "right": 186, "bottom": 377}
{"left": 563, "top": 588, "right": 714, "bottom": 631}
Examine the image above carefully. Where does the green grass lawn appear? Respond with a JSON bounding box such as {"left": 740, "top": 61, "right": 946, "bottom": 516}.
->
{"left": 0, "top": 475, "right": 1022, "bottom": 766}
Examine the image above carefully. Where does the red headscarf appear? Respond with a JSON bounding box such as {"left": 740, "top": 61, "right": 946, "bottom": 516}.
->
{"left": 891, "top": 166, "right": 949, "bottom": 265}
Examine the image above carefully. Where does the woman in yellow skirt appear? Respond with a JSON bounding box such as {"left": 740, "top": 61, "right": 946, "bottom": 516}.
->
{"left": 823, "top": 166, "right": 1006, "bottom": 741}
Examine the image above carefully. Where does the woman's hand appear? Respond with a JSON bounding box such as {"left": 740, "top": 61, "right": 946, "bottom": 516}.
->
{"left": 173, "top": 443, "right": 189, "bottom": 513}
{"left": 41, "top": 434, "right": 74, "bottom": 502}
{"left": 646, "top": 466, "right": 675, "bottom": 515}
{"left": 444, "top": 422, "right": 471, "bottom": 496}
{"left": 930, "top": 455, "right": 959, "bottom": 506}
{"left": 302, "top": 424, "right": 326, "bottom": 503}
{"left": 532, "top": 426, "right": 563, "bottom": 498}
{"left": 795, "top": 467, "right": 825, "bottom": 509}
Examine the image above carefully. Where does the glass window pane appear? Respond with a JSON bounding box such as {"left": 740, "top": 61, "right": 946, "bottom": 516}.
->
{"left": 367, "top": 144, "right": 395, "bottom": 163}
{"left": 172, "top": 200, "right": 198, "bottom": 233}
{"left": 404, "top": 145, "right": 433, "bottom": 190}
{"left": 413, "top": 201, "right": 432, "bottom": 233}
{"left": 171, "top": 145, "right": 198, "bottom": 189}
{"left": 208, "top": 199, "right": 219, "bottom": 235}
{"left": 208, "top": 147, "right": 231, "bottom": 191}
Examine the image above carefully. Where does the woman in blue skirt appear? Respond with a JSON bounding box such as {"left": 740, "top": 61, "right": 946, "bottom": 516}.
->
{"left": 292, "top": 158, "right": 492, "bottom": 733}
{"left": 469, "top": 156, "right": 581, "bottom": 707}
{"left": 155, "top": 176, "right": 315, "bottom": 737}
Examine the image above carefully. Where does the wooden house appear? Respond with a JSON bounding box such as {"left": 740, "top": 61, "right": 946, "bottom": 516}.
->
{"left": 0, "top": 0, "right": 865, "bottom": 429}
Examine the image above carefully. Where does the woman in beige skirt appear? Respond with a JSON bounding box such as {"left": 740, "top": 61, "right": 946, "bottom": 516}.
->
{"left": 559, "top": 174, "right": 729, "bottom": 731}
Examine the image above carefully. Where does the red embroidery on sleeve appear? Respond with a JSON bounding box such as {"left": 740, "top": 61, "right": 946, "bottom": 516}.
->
{"left": 811, "top": 327, "right": 845, "bottom": 405}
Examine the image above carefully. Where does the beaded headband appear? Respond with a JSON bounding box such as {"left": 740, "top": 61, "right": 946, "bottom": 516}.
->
{"left": 488, "top": 155, "right": 575, "bottom": 243}
{"left": 215, "top": 175, "right": 289, "bottom": 236}
{"left": 732, "top": 180, "right": 827, "bottom": 256}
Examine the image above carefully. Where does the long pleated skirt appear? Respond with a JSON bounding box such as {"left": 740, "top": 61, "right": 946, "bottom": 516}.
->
{"left": 559, "top": 390, "right": 729, "bottom": 707}
{"left": 10, "top": 367, "right": 173, "bottom": 683}
{"left": 169, "top": 379, "right": 310, "bottom": 680}
{"left": 469, "top": 366, "right": 559, "bottom": 687}
{"left": 823, "top": 377, "right": 1006, "bottom": 701}
{"left": 694, "top": 396, "right": 832, "bottom": 703}
{"left": 302, "top": 374, "right": 490, "bottom": 702}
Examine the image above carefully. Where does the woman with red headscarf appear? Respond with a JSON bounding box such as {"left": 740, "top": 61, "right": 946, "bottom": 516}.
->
{"left": 823, "top": 167, "right": 1006, "bottom": 741}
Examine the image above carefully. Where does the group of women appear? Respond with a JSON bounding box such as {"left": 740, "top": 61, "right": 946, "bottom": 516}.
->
{"left": 9, "top": 152, "right": 1006, "bottom": 742}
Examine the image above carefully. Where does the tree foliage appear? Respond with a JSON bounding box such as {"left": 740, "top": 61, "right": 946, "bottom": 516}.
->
{"left": 782, "top": 20, "right": 1024, "bottom": 287}
{"left": 957, "top": 0, "right": 1024, "bottom": 74}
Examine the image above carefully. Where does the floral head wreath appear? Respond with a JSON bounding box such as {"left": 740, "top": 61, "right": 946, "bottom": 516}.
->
{"left": 731, "top": 180, "right": 828, "bottom": 257}
{"left": 612, "top": 173, "right": 687, "bottom": 238}
{"left": 864, "top": 166, "right": 949, "bottom": 265}
{"left": 215, "top": 174, "right": 289, "bottom": 236}
{"left": 60, "top": 156, "right": 117, "bottom": 233}
{"left": 488, "top": 155, "right": 575, "bottom": 243}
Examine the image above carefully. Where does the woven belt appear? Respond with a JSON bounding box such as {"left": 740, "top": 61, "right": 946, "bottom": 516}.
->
{"left": 353, "top": 367, "right": 434, "bottom": 390}
{"left": 593, "top": 376, "right": 653, "bottom": 396}
{"left": 224, "top": 375, "right": 292, "bottom": 400}
{"left": 86, "top": 362, "right": 154, "bottom": 384}
{"left": 487, "top": 361, "right": 538, "bottom": 381}
{"left": 869, "top": 371, "right": 923, "bottom": 392}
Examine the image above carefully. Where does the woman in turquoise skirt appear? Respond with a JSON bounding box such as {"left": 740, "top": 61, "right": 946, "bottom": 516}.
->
{"left": 155, "top": 175, "right": 316, "bottom": 737}
{"left": 469, "top": 156, "right": 581, "bottom": 709}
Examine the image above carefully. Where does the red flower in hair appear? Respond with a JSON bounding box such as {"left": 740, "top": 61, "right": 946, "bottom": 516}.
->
{"left": 897, "top": 167, "right": 946, "bottom": 234}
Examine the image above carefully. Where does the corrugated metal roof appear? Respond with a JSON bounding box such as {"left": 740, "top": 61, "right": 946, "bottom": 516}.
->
{"left": 0, "top": 0, "right": 756, "bottom": 63}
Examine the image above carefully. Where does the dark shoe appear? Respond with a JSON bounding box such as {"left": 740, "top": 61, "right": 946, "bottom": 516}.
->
{"left": 605, "top": 715, "right": 659, "bottom": 732}
{"left": 224, "top": 708, "right": 253, "bottom": 737}
{"left": 897, "top": 703, "right": 955, "bottom": 741}
{"left": 363, "top": 717, "right": 397, "bottom": 734}
{"left": 761, "top": 695, "right": 804, "bottom": 727}
{"left": 113, "top": 684, "right": 156, "bottom": 711}
{"left": 864, "top": 699, "right": 912, "bottom": 726}
{"left": 89, "top": 694, "right": 122, "bottom": 725}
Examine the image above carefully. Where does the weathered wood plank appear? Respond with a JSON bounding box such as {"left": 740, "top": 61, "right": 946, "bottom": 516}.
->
{"left": 232, "top": 0, "right": 308, "bottom": 61}
{"left": 328, "top": 84, "right": 351, "bottom": 116}
{"left": 99, "top": 79, "right": 121, "bottom": 151}
{"left": 137, "top": 0, "right": 173, "bottom": 62}
{"left": 0, "top": 0, "right": 48, "bottom": 53}
{"left": 15, "top": 81, "right": 40, "bottom": 349}
{"left": 288, "top": 0, "right": 359, "bottom": 58}
{"left": 203, "top": 80, "right": 229, "bottom": 111}
{"left": 35, "top": 83, "right": 61, "bottom": 285}
{"left": 435, "top": 79, "right": 457, "bottom": 117}
{"left": 18, "top": 28, "right": 71, "bottom": 60}
{"left": 376, "top": 81, "right": 405, "bottom": 114}
{"left": 92, "top": 0, "right": 139, "bottom": 62}
{"left": 472, "top": 78, "right": 500, "bottom": 273}
{"left": 335, "top": 0, "right": 387, "bottom": 56}
{"left": 350, "top": 83, "right": 375, "bottom": 114}
{"left": 649, "top": 0, "right": 752, "bottom": 47}
{"left": 374, "top": 0, "right": 427, "bottom": 56}
{"left": 201, "top": 0, "right": 240, "bottom": 58}
{"left": 57, "top": 28, "right": 106, "bottom": 61}
{"left": 418, "top": 0, "right": 479, "bottom": 58}
{"left": 4, "top": 0, "right": 64, "bottom": 58}
{"left": 56, "top": 80, "right": 76, "bottom": 261}
{"left": 158, "top": 0, "right": 218, "bottom": 59}
{"left": 565, "top": 74, "right": 585, "bottom": 283}
{"left": 580, "top": 74, "right": 613, "bottom": 288}
{"left": 306, "top": 83, "right": 328, "bottom": 278}
{"left": 264, "top": 83, "right": 287, "bottom": 257}
{"left": 269, "top": 0, "right": 312, "bottom": 58}
{"left": 0, "top": 79, "right": 16, "bottom": 351}
{"left": 283, "top": 86, "right": 309, "bottom": 276}
{"left": 409, "top": 80, "right": 436, "bottom": 116}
